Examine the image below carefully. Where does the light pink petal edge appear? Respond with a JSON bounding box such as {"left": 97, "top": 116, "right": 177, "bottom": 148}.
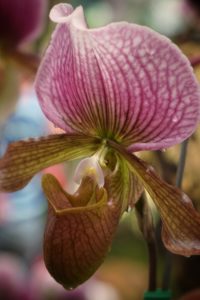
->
{"left": 35, "top": 4, "right": 200, "bottom": 151}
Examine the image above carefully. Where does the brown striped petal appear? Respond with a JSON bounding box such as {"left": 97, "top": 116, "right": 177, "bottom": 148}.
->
{"left": 42, "top": 173, "right": 121, "bottom": 289}
{"left": 110, "top": 141, "right": 200, "bottom": 256}
{"left": 0, "top": 134, "right": 100, "bottom": 192}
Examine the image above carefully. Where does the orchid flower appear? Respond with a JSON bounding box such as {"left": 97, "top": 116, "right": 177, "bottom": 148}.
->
{"left": 0, "top": 0, "right": 47, "bottom": 123}
{"left": 0, "top": 0, "right": 46, "bottom": 49}
{"left": 1, "top": 3, "right": 200, "bottom": 290}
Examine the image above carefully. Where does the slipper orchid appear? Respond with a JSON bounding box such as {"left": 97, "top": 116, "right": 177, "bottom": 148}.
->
{"left": 1, "top": 3, "right": 200, "bottom": 289}
{"left": 0, "top": 0, "right": 47, "bottom": 123}
{"left": 0, "top": 0, "right": 46, "bottom": 49}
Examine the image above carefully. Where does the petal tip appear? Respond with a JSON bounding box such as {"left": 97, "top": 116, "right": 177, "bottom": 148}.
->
{"left": 49, "top": 3, "right": 74, "bottom": 23}
{"left": 49, "top": 3, "right": 86, "bottom": 28}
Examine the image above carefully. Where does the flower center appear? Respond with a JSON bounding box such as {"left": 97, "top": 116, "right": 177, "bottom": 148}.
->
{"left": 73, "top": 140, "right": 119, "bottom": 190}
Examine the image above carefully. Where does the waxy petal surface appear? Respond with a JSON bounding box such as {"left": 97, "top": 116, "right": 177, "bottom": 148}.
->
{"left": 0, "top": 0, "right": 47, "bottom": 47}
{"left": 110, "top": 141, "right": 200, "bottom": 256}
{"left": 36, "top": 4, "right": 200, "bottom": 151}
{"left": 105, "top": 154, "right": 143, "bottom": 212}
{"left": 42, "top": 174, "right": 121, "bottom": 289}
{"left": 0, "top": 134, "right": 100, "bottom": 192}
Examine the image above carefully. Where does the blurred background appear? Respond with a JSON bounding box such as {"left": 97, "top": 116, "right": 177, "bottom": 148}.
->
{"left": 0, "top": 0, "right": 200, "bottom": 299}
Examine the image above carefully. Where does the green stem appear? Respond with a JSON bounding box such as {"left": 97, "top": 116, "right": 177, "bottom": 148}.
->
{"left": 162, "top": 139, "right": 189, "bottom": 290}
{"left": 175, "top": 140, "right": 189, "bottom": 188}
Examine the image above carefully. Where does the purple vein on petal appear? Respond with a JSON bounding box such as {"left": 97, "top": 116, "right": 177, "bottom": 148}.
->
{"left": 35, "top": 3, "right": 200, "bottom": 152}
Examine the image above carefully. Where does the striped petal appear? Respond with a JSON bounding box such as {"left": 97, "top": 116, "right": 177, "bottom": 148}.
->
{"left": 0, "top": 134, "right": 100, "bottom": 192}
{"left": 35, "top": 3, "right": 200, "bottom": 151}
{"left": 42, "top": 173, "right": 121, "bottom": 289}
{"left": 0, "top": 0, "right": 47, "bottom": 47}
{"left": 110, "top": 141, "right": 200, "bottom": 256}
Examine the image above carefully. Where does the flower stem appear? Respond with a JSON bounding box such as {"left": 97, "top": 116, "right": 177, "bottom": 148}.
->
{"left": 136, "top": 194, "right": 157, "bottom": 291}
{"left": 175, "top": 139, "right": 189, "bottom": 188}
{"left": 147, "top": 236, "right": 157, "bottom": 291}
{"left": 162, "top": 139, "right": 189, "bottom": 290}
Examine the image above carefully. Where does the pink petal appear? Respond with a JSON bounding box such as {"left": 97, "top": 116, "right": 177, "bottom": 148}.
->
{"left": 35, "top": 4, "right": 200, "bottom": 151}
{"left": 0, "top": 0, "right": 47, "bottom": 46}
